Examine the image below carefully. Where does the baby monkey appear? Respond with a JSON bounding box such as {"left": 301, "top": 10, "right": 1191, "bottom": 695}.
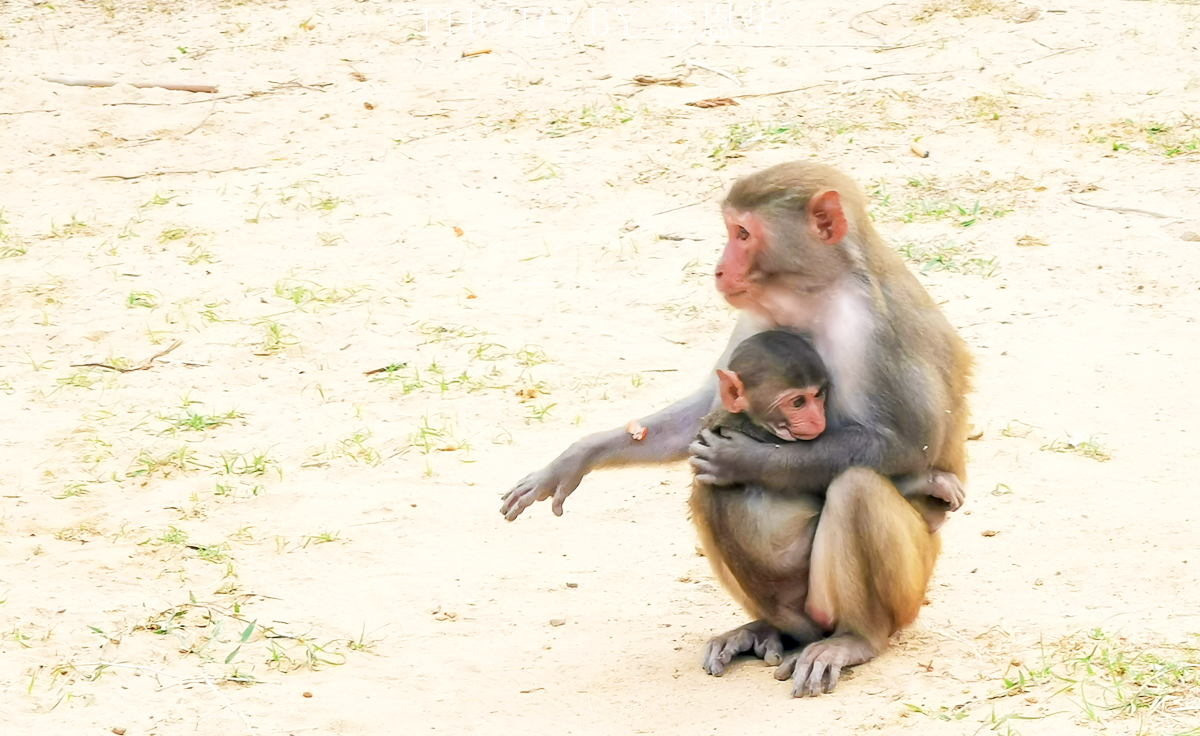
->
{"left": 713, "top": 330, "right": 964, "bottom": 531}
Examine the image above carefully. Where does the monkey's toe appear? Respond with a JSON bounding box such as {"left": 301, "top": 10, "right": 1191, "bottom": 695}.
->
{"left": 701, "top": 639, "right": 735, "bottom": 676}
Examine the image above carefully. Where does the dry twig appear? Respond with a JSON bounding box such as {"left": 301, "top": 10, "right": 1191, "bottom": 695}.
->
{"left": 71, "top": 341, "right": 183, "bottom": 372}
{"left": 1070, "top": 197, "right": 1176, "bottom": 219}
{"left": 43, "top": 76, "right": 218, "bottom": 93}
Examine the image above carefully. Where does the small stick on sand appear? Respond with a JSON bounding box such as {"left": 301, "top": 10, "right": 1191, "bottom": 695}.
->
{"left": 462, "top": 48, "right": 493, "bottom": 58}
{"left": 71, "top": 340, "right": 183, "bottom": 372}
{"left": 43, "top": 76, "right": 219, "bottom": 94}
{"left": 1070, "top": 197, "right": 1175, "bottom": 219}
{"left": 685, "top": 58, "right": 742, "bottom": 86}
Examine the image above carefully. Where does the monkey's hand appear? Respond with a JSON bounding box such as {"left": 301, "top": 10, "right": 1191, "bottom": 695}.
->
{"left": 926, "top": 471, "right": 965, "bottom": 512}
{"left": 688, "top": 429, "right": 763, "bottom": 486}
{"left": 501, "top": 452, "right": 590, "bottom": 521}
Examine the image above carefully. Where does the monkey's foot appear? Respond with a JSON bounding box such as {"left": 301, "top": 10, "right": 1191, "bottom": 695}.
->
{"left": 774, "top": 634, "right": 876, "bottom": 697}
{"left": 701, "top": 620, "right": 784, "bottom": 676}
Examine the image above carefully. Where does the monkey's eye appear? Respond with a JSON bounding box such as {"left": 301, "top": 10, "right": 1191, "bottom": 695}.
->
{"left": 738, "top": 226, "right": 750, "bottom": 240}
{"left": 792, "top": 396, "right": 807, "bottom": 409}
{"left": 816, "top": 387, "right": 827, "bottom": 399}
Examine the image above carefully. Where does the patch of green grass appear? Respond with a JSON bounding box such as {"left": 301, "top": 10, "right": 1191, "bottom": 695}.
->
{"left": 144, "top": 193, "right": 175, "bottom": 207}
{"left": 57, "top": 371, "right": 97, "bottom": 389}
{"left": 185, "top": 245, "right": 214, "bottom": 265}
{"left": 304, "top": 531, "right": 341, "bottom": 545}
{"left": 1088, "top": 119, "right": 1200, "bottom": 157}
{"left": 525, "top": 402, "right": 556, "bottom": 423}
{"left": 417, "top": 322, "right": 487, "bottom": 345}
{"left": 542, "top": 102, "right": 638, "bottom": 138}
{"left": 254, "top": 320, "right": 299, "bottom": 354}
{"left": 896, "top": 241, "right": 999, "bottom": 277}
{"left": 903, "top": 702, "right": 970, "bottom": 721}
{"left": 159, "top": 227, "right": 190, "bottom": 242}
{"left": 1041, "top": 434, "right": 1111, "bottom": 461}
{"left": 316, "top": 231, "right": 346, "bottom": 247}
{"left": 514, "top": 345, "right": 549, "bottom": 367}
{"left": 194, "top": 544, "right": 228, "bottom": 563}
{"left": 408, "top": 415, "right": 470, "bottom": 455}
{"left": 273, "top": 278, "right": 354, "bottom": 307}
{"left": 220, "top": 450, "right": 281, "bottom": 477}
{"left": 897, "top": 198, "right": 1010, "bottom": 226}
{"left": 159, "top": 407, "right": 242, "bottom": 432}
{"left": 159, "top": 526, "right": 189, "bottom": 545}
{"left": 337, "top": 430, "right": 381, "bottom": 465}
{"left": 127, "top": 446, "right": 208, "bottom": 478}
{"left": 55, "top": 482, "right": 90, "bottom": 499}
{"left": 126, "top": 291, "right": 159, "bottom": 309}
{"left": 0, "top": 212, "right": 25, "bottom": 259}
{"left": 1000, "top": 420, "right": 1034, "bottom": 438}
{"left": 50, "top": 214, "right": 93, "bottom": 238}
{"left": 709, "top": 120, "right": 806, "bottom": 161}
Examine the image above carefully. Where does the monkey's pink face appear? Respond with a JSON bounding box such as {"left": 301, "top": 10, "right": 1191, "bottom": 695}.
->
{"left": 716, "top": 209, "right": 767, "bottom": 308}
{"left": 768, "top": 386, "right": 827, "bottom": 441}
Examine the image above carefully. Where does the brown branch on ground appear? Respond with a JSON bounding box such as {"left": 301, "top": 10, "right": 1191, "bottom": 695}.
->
{"left": 1070, "top": 197, "right": 1176, "bottom": 219}
{"left": 71, "top": 340, "right": 183, "bottom": 372}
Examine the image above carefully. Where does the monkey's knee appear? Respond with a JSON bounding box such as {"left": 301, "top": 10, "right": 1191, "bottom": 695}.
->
{"left": 825, "top": 467, "right": 889, "bottom": 508}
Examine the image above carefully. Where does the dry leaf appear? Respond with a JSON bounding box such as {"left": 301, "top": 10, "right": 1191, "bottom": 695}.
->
{"left": 453, "top": 226, "right": 464, "bottom": 237}
{"left": 686, "top": 97, "right": 739, "bottom": 108}
{"left": 633, "top": 71, "right": 691, "bottom": 87}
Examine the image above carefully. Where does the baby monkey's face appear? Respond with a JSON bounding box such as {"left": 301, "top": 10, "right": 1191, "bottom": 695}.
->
{"left": 751, "top": 382, "right": 827, "bottom": 441}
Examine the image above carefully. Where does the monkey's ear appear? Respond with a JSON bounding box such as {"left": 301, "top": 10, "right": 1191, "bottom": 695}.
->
{"left": 807, "top": 190, "right": 848, "bottom": 245}
{"left": 717, "top": 369, "right": 749, "bottom": 413}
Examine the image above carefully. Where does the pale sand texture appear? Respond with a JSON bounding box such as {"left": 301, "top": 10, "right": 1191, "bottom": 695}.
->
{"left": 2, "top": 0, "right": 1200, "bottom": 734}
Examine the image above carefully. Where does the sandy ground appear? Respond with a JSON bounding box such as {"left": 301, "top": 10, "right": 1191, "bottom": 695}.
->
{"left": 2, "top": 0, "right": 1200, "bottom": 733}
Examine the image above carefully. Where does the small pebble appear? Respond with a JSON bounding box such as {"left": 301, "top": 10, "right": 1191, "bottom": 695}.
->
{"left": 112, "top": 729, "right": 127, "bottom": 736}
{"left": 1181, "top": 231, "right": 1200, "bottom": 242}
{"left": 549, "top": 618, "right": 566, "bottom": 627}
{"left": 981, "top": 530, "right": 998, "bottom": 537}
{"left": 565, "top": 582, "right": 578, "bottom": 588}
{"left": 303, "top": 691, "right": 313, "bottom": 698}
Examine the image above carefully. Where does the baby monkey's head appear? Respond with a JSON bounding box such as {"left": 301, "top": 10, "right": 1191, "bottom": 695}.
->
{"left": 717, "top": 329, "right": 828, "bottom": 441}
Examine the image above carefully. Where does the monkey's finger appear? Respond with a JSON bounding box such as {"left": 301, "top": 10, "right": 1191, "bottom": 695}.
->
{"left": 687, "top": 439, "right": 711, "bottom": 457}
{"left": 755, "top": 635, "right": 783, "bottom": 667}
{"left": 824, "top": 664, "right": 842, "bottom": 693}
{"left": 551, "top": 479, "right": 580, "bottom": 517}
{"left": 773, "top": 654, "right": 798, "bottom": 680}
{"left": 701, "top": 640, "right": 730, "bottom": 676}
{"left": 789, "top": 663, "right": 813, "bottom": 696}
{"left": 801, "top": 660, "right": 828, "bottom": 697}
{"left": 503, "top": 498, "right": 531, "bottom": 522}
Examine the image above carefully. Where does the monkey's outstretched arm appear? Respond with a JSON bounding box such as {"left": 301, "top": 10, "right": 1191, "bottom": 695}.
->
{"left": 500, "top": 315, "right": 767, "bottom": 521}
{"left": 500, "top": 381, "right": 715, "bottom": 521}
{"left": 689, "top": 423, "right": 929, "bottom": 495}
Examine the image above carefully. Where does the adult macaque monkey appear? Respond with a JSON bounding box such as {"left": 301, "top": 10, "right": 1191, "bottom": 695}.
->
{"left": 500, "top": 161, "right": 972, "bottom": 696}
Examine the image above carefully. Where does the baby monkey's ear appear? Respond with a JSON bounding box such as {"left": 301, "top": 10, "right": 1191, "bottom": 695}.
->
{"left": 717, "top": 369, "right": 749, "bottom": 413}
